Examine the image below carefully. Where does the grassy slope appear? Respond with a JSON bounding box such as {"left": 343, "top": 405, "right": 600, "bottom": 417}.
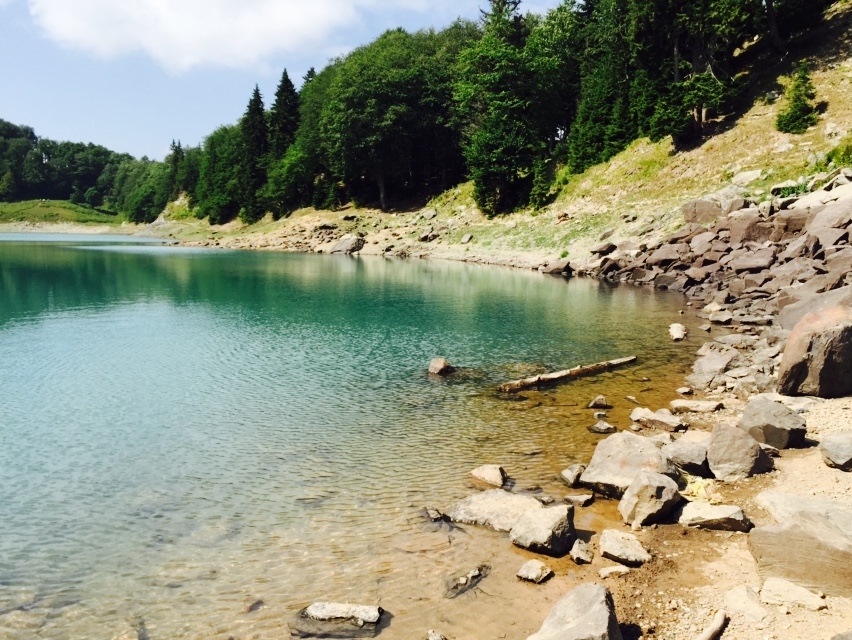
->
{"left": 0, "top": 200, "right": 121, "bottom": 225}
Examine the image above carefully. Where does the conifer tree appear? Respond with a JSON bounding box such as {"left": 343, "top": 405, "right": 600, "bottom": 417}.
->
{"left": 776, "top": 62, "right": 818, "bottom": 134}
{"left": 239, "top": 85, "right": 269, "bottom": 223}
{"left": 269, "top": 70, "right": 300, "bottom": 160}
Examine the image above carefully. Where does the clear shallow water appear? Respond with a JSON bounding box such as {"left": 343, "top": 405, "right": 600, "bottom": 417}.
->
{"left": 0, "top": 236, "right": 702, "bottom": 639}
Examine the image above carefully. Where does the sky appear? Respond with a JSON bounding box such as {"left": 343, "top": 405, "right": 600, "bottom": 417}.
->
{"left": 0, "top": 0, "right": 559, "bottom": 160}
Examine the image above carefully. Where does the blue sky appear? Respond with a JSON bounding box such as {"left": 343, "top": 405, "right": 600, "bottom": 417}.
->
{"left": 0, "top": 0, "right": 559, "bottom": 160}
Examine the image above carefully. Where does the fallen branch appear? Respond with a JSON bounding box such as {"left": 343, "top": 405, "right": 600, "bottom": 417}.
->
{"left": 497, "top": 356, "right": 638, "bottom": 394}
{"left": 694, "top": 610, "right": 728, "bottom": 640}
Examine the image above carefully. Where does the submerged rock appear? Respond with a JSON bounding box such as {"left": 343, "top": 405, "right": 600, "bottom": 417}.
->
{"left": 446, "top": 489, "right": 542, "bottom": 532}
{"left": 588, "top": 395, "right": 613, "bottom": 409}
{"left": 588, "top": 420, "right": 617, "bottom": 434}
{"left": 630, "top": 407, "right": 687, "bottom": 432}
{"left": 303, "top": 602, "right": 382, "bottom": 627}
{"left": 526, "top": 583, "right": 623, "bottom": 640}
{"left": 470, "top": 464, "right": 507, "bottom": 487}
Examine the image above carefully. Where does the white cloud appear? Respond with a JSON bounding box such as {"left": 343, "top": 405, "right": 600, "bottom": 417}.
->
{"left": 27, "top": 0, "right": 467, "bottom": 72}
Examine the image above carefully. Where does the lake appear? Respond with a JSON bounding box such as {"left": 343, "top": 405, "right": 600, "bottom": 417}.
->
{"left": 0, "top": 234, "right": 701, "bottom": 639}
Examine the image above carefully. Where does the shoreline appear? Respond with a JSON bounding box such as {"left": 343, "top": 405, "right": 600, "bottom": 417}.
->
{"left": 2, "top": 191, "right": 852, "bottom": 639}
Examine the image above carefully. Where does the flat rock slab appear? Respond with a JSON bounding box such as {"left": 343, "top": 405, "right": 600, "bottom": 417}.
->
{"left": 618, "top": 471, "right": 682, "bottom": 527}
{"left": 294, "top": 602, "right": 385, "bottom": 636}
{"left": 526, "top": 583, "right": 623, "bottom": 640}
{"left": 738, "top": 396, "right": 806, "bottom": 449}
{"left": 670, "top": 399, "right": 724, "bottom": 414}
{"left": 517, "top": 560, "right": 553, "bottom": 584}
{"left": 304, "top": 603, "right": 382, "bottom": 626}
{"left": 579, "top": 432, "right": 678, "bottom": 498}
{"left": 725, "top": 586, "right": 769, "bottom": 622}
{"left": 446, "top": 489, "right": 542, "bottom": 532}
{"left": 707, "top": 424, "right": 773, "bottom": 482}
{"left": 630, "top": 407, "right": 687, "bottom": 431}
{"left": 820, "top": 432, "right": 852, "bottom": 471}
{"left": 599, "top": 529, "right": 652, "bottom": 566}
{"left": 679, "top": 502, "right": 753, "bottom": 532}
{"left": 470, "top": 464, "right": 507, "bottom": 487}
{"left": 761, "top": 577, "right": 827, "bottom": 611}
{"left": 749, "top": 492, "right": 852, "bottom": 597}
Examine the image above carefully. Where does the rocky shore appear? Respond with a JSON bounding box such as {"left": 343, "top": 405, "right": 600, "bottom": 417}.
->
{"left": 295, "top": 169, "right": 852, "bottom": 640}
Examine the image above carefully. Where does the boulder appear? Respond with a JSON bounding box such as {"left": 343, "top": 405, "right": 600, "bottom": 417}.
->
{"left": 707, "top": 424, "right": 773, "bottom": 482}
{"left": 738, "top": 396, "right": 807, "bottom": 449}
{"left": 517, "top": 559, "right": 554, "bottom": 584}
{"left": 579, "top": 432, "right": 678, "bottom": 498}
{"left": 778, "top": 285, "right": 852, "bottom": 331}
{"left": 749, "top": 491, "right": 852, "bottom": 597}
{"left": 617, "top": 471, "right": 682, "bottom": 527}
{"left": 428, "top": 357, "right": 456, "bottom": 376}
{"left": 630, "top": 407, "right": 686, "bottom": 432}
{"left": 662, "top": 440, "right": 710, "bottom": 477}
{"left": 470, "top": 464, "right": 507, "bottom": 487}
{"left": 446, "top": 489, "right": 542, "bottom": 532}
{"left": 510, "top": 505, "right": 576, "bottom": 556}
{"left": 526, "top": 583, "right": 623, "bottom": 640}
{"left": 682, "top": 199, "right": 723, "bottom": 224}
{"left": 329, "top": 235, "right": 365, "bottom": 254}
{"left": 669, "top": 323, "right": 688, "bottom": 341}
{"left": 760, "top": 577, "right": 827, "bottom": 611}
{"left": 599, "top": 530, "right": 652, "bottom": 566}
{"left": 778, "top": 306, "right": 852, "bottom": 398}
{"left": 589, "top": 420, "right": 617, "bottom": 435}
{"left": 541, "top": 258, "right": 573, "bottom": 276}
{"left": 570, "top": 539, "right": 593, "bottom": 565}
{"left": 687, "top": 347, "right": 738, "bottom": 389}
{"left": 461, "top": 233, "right": 473, "bottom": 245}
{"left": 819, "top": 432, "right": 852, "bottom": 471}
{"left": 670, "top": 399, "right": 724, "bottom": 414}
{"left": 560, "top": 464, "right": 586, "bottom": 487}
{"left": 588, "top": 395, "right": 613, "bottom": 409}
{"left": 678, "top": 502, "right": 753, "bottom": 532}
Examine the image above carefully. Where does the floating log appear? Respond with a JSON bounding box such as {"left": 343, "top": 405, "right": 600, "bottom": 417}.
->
{"left": 497, "top": 356, "right": 638, "bottom": 394}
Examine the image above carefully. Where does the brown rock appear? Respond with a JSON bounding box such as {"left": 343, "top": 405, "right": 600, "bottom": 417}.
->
{"left": 683, "top": 199, "right": 722, "bottom": 224}
{"left": 778, "top": 306, "right": 852, "bottom": 398}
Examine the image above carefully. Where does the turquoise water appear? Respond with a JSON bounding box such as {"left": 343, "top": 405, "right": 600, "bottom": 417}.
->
{"left": 0, "top": 235, "right": 701, "bottom": 639}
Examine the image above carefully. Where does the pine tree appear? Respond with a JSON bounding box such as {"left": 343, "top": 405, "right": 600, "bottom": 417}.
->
{"left": 239, "top": 85, "right": 269, "bottom": 223}
{"left": 0, "top": 170, "right": 15, "bottom": 202}
{"left": 269, "top": 70, "right": 300, "bottom": 160}
{"left": 776, "top": 62, "right": 818, "bottom": 134}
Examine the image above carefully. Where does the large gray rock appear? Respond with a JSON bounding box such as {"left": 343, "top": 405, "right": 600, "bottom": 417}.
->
{"left": 561, "top": 464, "right": 586, "bottom": 487}
{"left": 778, "top": 285, "right": 852, "bottom": 332}
{"left": 749, "top": 491, "right": 852, "bottom": 597}
{"left": 446, "top": 489, "right": 542, "bottom": 532}
{"left": 707, "top": 424, "right": 773, "bottom": 482}
{"left": 738, "top": 396, "right": 807, "bottom": 449}
{"left": 617, "top": 471, "right": 682, "bottom": 527}
{"left": 579, "top": 432, "right": 678, "bottom": 498}
{"left": 510, "top": 505, "right": 576, "bottom": 556}
{"left": 678, "top": 502, "right": 753, "bottom": 532}
{"left": 778, "top": 306, "right": 852, "bottom": 398}
{"left": 526, "top": 583, "right": 623, "bottom": 640}
{"left": 329, "top": 235, "right": 365, "bottom": 254}
{"left": 630, "top": 407, "right": 686, "bottom": 432}
{"left": 687, "top": 347, "right": 739, "bottom": 389}
{"left": 599, "top": 529, "right": 652, "bottom": 566}
{"left": 820, "top": 432, "right": 852, "bottom": 471}
{"left": 662, "top": 440, "right": 710, "bottom": 477}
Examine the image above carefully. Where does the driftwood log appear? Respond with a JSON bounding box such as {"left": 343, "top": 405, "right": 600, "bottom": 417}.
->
{"left": 497, "top": 356, "right": 638, "bottom": 394}
{"left": 693, "top": 610, "right": 727, "bottom": 640}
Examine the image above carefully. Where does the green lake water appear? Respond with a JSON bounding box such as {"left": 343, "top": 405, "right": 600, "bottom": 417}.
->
{"left": 0, "top": 234, "right": 703, "bottom": 639}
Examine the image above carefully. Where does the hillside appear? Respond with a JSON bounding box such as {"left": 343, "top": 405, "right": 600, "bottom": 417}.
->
{"left": 159, "top": 0, "right": 852, "bottom": 267}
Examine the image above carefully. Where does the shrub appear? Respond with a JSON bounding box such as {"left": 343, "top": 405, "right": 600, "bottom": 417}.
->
{"left": 776, "top": 62, "right": 819, "bottom": 134}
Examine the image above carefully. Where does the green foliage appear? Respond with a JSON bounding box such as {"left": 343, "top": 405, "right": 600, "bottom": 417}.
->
{"left": 268, "top": 70, "right": 300, "bottom": 160}
{"left": 827, "top": 135, "right": 852, "bottom": 167}
{"left": 0, "top": 199, "right": 119, "bottom": 224}
{"left": 239, "top": 86, "right": 269, "bottom": 223}
{"left": 197, "top": 125, "right": 242, "bottom": 225}
{"left": 776, "top": 62, "right": 819, "bottom": 134}
{"left": 0, "top": 170, "right": 16, "bottom": 201}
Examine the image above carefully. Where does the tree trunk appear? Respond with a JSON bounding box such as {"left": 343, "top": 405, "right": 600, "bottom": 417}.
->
{"left": 765, "top": 0, "right": 788, "bottom": 55}
{"left": 377, "top": 172, "right": 387, "bottom": 211}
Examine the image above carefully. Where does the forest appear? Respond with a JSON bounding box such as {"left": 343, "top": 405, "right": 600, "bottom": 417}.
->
{"left": 0, "top": 0, "right": 831, "bottom": 222}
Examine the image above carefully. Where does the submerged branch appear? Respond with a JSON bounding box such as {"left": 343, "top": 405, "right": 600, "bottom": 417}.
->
{"left": 497, "top": 356, "right": 638, "bottom": 394}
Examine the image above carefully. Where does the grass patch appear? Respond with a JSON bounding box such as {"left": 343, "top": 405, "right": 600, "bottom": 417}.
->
{"left": 0, "top": 200, "right": 122, "bottom": 225}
